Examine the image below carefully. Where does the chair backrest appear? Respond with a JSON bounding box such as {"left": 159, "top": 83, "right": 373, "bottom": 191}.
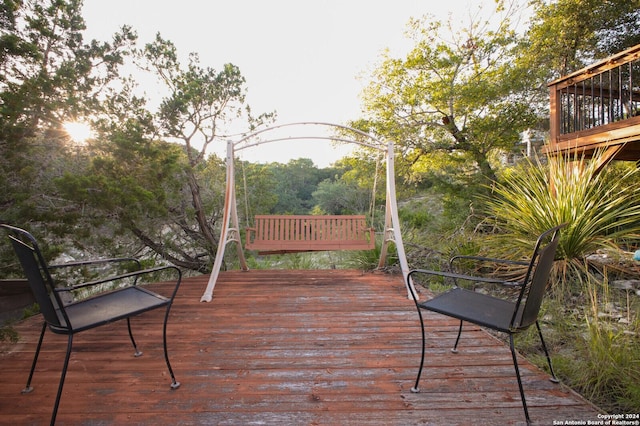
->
{"left": 1, "top": 225, "right": 69, "bottom": 330}
{"left": 511, "top": 224, "right": 566, "bottom": 330}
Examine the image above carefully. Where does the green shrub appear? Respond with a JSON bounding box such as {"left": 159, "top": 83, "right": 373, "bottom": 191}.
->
{"left": 482, "top": 151, "right": 640, "bottom": 286}
{"left": 344, "top": 239, "right": 398, "bottom": 271}
{"left": 0, "top": 325, "right": 19, "bottom": 343}
{"left": 554, "top": 275, "right": 640, "bottom": 413}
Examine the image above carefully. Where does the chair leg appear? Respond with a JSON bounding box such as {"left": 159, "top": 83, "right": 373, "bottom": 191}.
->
{"left": 410, "top": 307, "right": 426, "bottom": 393}
{"left": 162, "top": 305, "right": 180, "bottom": 390}
{"left": 50, "top": 334, "right": 73, "bottom": 426}
{"left": 509, "top": 334, "right": 531, "bottom": 425}
{"left": 127, "top": 318, "right": 143, "bottom": 357}
{"left": 451, "top": 320, "right": 463, "bottom": 353}
{"left": 22, "top": 321, "right": 47, "bottom": 394}
{"left": 536, "top": 321, "right": 559, "bottom": 383}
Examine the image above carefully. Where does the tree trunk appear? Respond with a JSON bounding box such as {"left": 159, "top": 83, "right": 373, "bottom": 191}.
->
{"left": 129, "top": 225, "right": 208, "bottom": 272}
{"left": 186, "top": 167, "right": 218, "bottom": 258}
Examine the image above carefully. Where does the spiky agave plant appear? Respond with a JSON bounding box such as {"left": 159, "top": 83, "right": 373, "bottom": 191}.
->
{"left": 482, "top": 150, "right": 640, "bottom": 285}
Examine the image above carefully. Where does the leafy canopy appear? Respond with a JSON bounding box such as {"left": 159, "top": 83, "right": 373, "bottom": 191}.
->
{"left": 359, "top": 1, "right": 537, "bottom": 189}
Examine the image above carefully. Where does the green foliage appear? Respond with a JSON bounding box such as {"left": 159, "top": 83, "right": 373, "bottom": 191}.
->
{"left": 343, "top": 240, "right": 399, "bottom": 271}
{"left": 312, "top": 179, "right": 370, "bottom": 215}
{"left": 238, "top": 158, "right": 358, "bottom": 217}
{"left": 344, "top": 248, "right": 380, "bottom": 271}
{"left": 268, "top": 158, "right": 334, "bottom": 214}
{"left": 399, "top": 208, "right": 433, "bottom": 230}
{"left": 143, "top": 34, "right": 253, "bottom": 164}
{"left": 0, "top": 0, "right": 139, "bottom": 260}
{"left": 52, "top": 132, "right": 224, "bottom": 271}
{"left": 0, "top": 325, "right": 18, "bottom": 343}
{"left": 481, "top": 152, "right": 640, "bottom": 284}
{"left": 281, "top": 253, "right": 321, "bottom": 270}
{"left": 571, "top": 319, "right": 640, "bottom": 412}
{"left": 333, "top": 152, "right": 389, "bottom": 204}
{"left": 0, "top": 0, "right": 136, "bottom": 144}
{"left": 398, "top": 189, "right": 485, "bottom": 273}
{"left": 246, "top": 252, "right": 348, "bottom": 270}
{"left": 537, "top": 275, "right": 640, "bottom": 413}
{"left": 21, "top": 302, "right": 40, "bottom": 319}
{"left": 360, "top": 2, "right": 537, "bottom": 189}
{"left": 0, "top": 11, "right": 265, "bottom": 273}
{"left": 136, "top": 35, "right": 262, "bottom": 270}
{"left": 525, "top": 0, "right": 640, "bottom": 79}
{"left": 236, "top": 161, "right": 278, "bottom": 222}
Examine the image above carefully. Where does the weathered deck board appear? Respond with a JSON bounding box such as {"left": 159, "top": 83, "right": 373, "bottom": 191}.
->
{"left": 0, "top": 270, "right": 600, "bottom": 425}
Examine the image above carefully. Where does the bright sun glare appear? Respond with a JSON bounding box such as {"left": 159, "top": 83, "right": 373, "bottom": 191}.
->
{"left": 63, "top": 121, "right": 93, "bottom": 143}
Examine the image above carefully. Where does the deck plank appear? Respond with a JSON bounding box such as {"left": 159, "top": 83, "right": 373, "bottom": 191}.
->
{"left": 0, "top": 270, "right": 600, "bottom": 425}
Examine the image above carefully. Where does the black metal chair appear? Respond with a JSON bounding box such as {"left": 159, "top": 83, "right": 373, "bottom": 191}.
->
{"left": 1, "top": 224, "right": 182, "bottom": 426}
{"left": 407, "top": 224, "right": 566, "bottom": 425}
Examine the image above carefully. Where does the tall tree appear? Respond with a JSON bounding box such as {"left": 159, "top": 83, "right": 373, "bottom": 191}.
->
{"left": 0, "top": 0, "right": 135, "bottom": 143}
{"left": 359, "top": 1, "right": 535, "bottom": 189}
{"left": 312, "top": 179, "right": 371, "bottom": 215}
{"left": 268, "top": 158, "right": 332, "bottom": 214}
{"left": 138, "top": 35, "right": 271, "bottom": 266}
{"left": 235, "top": 161, "right": 278, "bottom": 222}
{"left": 0, "top": 0, "right": 135, "bottom": 228}
{"left": 524, "top": 0, "right": 640, "bottom": 81}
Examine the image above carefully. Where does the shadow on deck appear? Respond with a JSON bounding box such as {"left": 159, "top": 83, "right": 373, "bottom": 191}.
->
{"left": 0, "top": 270, "right": 600, "bottom": 425}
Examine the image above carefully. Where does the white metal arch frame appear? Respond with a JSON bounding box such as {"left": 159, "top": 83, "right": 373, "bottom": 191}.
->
{"left": 200, "top": 122, "right": 415, "bottom": 302}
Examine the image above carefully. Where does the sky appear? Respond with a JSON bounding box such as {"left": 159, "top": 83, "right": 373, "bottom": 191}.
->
{"left": 81, "top": 0, "right": 523, "bottom": 167}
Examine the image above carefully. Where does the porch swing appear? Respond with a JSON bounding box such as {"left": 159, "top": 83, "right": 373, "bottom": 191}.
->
{"left": 200, "top": 122, "right": 415, "bottom": 302}
{"left": 245, "top": 214, "right": 375, "bottom": 255}
{"left": 243, "top": 152, "right": 381, "bottom": 254}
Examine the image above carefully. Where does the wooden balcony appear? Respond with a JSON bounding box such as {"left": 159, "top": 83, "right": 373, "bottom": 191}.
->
{"left": 0, "top": 270, "right": 599, "bottom": 424}
{"left": 544, "top": 43, "right": 640, "bottom": 165}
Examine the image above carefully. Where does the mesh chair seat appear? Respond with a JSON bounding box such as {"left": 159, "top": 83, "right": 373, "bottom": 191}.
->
{"left": 419, "top": 287, "right": 521, "bottom": 333}
{"left": 53, "top": 287, "right": 171, "bottom": 333}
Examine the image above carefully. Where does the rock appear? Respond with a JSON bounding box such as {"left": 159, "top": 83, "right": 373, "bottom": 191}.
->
{"left": 611, "top": 280, "right": 640, "bottom": 291}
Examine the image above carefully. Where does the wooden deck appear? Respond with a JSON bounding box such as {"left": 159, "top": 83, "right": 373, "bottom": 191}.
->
{"left": 0, "top": 270, "right": 600, "bottom": 425}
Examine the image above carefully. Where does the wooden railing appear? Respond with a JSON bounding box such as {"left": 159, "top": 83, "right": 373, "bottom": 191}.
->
{"left": 544, "top": 44, "right": 640, "bottom": 163}
{"left": 245, "top": 215, "right": 375, "bottom": 254}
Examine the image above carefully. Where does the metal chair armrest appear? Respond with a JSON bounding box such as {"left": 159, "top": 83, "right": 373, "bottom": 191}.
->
{"left": 58, "top": 265, "right": 182, "bottom": 298}
{"left": 449, "top": 255, "right": 529, "bottom": 268}
{"left": 408, "top": 268, "right": 519, "bottom": 287}
{"left": 448, "top": 255, "right": 527, "bottom": 286}
{"left": 48, "top": 257, "right": 142, "bottom": 270}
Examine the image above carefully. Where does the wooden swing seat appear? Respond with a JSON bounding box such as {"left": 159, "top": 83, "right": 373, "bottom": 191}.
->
{"left": 245, "top": 215, "right": 375, "bottom": 254}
